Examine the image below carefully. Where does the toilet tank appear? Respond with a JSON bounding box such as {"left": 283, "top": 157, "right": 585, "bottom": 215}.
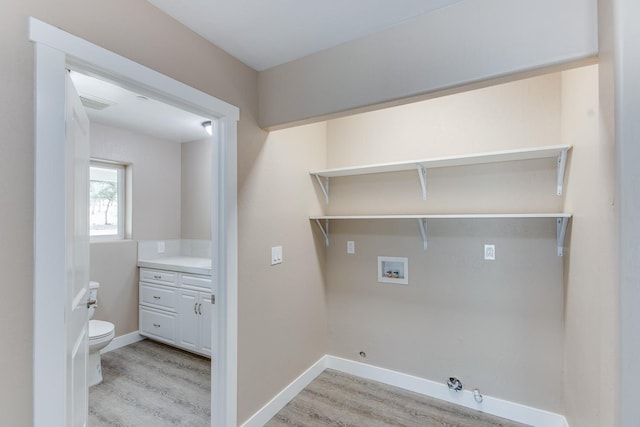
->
{"left": 88, "top": 281, "right": 100, "bottom": 319}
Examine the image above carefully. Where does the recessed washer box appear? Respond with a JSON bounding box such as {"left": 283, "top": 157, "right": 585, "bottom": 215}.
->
{"left": 377, "top": 256, "right": 408, "bottom": 285}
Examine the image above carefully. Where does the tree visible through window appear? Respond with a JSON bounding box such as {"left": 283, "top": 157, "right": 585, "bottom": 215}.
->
{"left": 90, "top": 161, "right": 125, "bottom": 239}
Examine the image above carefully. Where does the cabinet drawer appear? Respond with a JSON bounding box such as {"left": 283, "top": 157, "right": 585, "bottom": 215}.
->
{"left": 139, "top": 283, "right": 177, "bottom": 311}
{"left": 181, "top": 274, "right": 212, "bottom": 290}
{"left": 139, "top": 307, "right": 176, "bottom": 343}
{"left": 140, "top": 268, "right": 177, "bottom": 285}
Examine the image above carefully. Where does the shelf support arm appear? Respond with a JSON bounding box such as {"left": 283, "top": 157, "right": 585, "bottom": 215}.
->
{"left": 557, "top": 217, "right": 569, "bottom": 256}
{"left": 418, "top": 218, "right": 428, "bottom": 251}
{"left": 314, "top": 218, "right": 330, "bottom": 246}
{"left": 313, "top": 174, "right": 330, "bottom": 204}
{"left": 557, "top": 149, "right": 568, "bottom": 196}
{"left": 417, "top": 164, "right": 428, "bottom": 200}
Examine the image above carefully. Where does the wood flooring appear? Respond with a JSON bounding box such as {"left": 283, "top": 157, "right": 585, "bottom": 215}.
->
{"left": 88, "top": 339, "right": 210, "bottom": 426}
{"left": 265, "top": 370, "right": 530, "bottom": 427}
{"left": 90, "top": 340, "right": 529, "bottom": 427}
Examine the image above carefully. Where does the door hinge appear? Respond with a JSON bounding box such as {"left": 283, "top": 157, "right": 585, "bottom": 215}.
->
{"left": 211, "top": 295, "right": 215, "bottom": 304}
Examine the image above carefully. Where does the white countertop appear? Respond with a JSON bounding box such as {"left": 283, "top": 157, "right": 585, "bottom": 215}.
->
{"left": 137, "top": 256, "right": 212, "bottom": 276}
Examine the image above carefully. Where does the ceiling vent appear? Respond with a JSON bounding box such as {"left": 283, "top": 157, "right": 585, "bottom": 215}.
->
{"left": 79, "top": 95, "right": 113, "bottom": 110}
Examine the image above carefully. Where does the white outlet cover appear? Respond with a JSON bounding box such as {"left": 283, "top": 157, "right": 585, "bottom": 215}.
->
{"left": 347, "top": 240, "right": 355, "bottom": 254}
{"left": 484, "top": 244, "right": 495, "bottom": 260}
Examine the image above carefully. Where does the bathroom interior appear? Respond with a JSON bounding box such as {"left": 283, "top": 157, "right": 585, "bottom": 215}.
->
{"left": 76, "top": 60, "right": 607, "bottom": 426}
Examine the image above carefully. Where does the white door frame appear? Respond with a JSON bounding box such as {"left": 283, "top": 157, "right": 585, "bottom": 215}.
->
{"left": 29, "top": 17, "right": 239, "bottom": 427}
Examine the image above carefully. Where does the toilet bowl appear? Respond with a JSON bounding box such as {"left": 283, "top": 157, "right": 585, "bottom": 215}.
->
{"left": 87, "top": 281, "right": 115, "bottom": 387}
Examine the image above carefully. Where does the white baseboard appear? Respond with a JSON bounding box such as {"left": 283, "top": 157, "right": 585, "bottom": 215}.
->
{"left": 242, "top": 354, "right": 569, "bottom": 427}
{"left": 326, "top": 356, "right": 569, "bottom": 427}
{"left": 241, "top": 356, "right": 326, "bottom": 427}
{"left": 101, "top": 330, "right": 145, "bottom": 354}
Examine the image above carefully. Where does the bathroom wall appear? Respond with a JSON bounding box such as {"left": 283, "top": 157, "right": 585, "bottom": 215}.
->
{"left": 323, "top": 73, "right": 565, "bottom": 412}
{"left": 89, "top": 122, "right": 182, "bottom": 336}
{"left": 181, "top": 138, "right": 212, "bottom": 240}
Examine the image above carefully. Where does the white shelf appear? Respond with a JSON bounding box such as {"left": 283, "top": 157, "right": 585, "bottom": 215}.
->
{"left": 310, "top": 213, "right": 571, "bottom": 256}
{"left": 311, "top": 145, "right": 571, "bottom": 203}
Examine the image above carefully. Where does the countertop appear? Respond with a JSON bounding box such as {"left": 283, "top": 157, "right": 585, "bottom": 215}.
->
{"left": 137, "top": 256, "right": 212, "bottom": 276}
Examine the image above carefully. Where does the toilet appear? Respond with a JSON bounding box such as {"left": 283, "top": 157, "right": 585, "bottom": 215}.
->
{"left": 88, "top": 281, "right": 115, "bottom": 387}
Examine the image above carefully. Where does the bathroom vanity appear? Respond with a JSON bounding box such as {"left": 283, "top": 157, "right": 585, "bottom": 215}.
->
{"left": 137, "top": 240, "right": 212, "bottom": 357}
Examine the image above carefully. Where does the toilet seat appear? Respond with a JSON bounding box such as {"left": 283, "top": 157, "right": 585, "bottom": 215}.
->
{"left": 89, "top": 319, "right": 115, "bottom": 341}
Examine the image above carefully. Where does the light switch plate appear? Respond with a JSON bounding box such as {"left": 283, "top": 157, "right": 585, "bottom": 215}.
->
{"left": 157, "top": 241, "right": 165, "bottom": 254}
{"left": 271, "top": 246, "right": 283, "bottom": 265}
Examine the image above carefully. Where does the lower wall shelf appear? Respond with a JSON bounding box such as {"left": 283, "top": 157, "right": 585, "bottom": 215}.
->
{"left": 310, "top": 213, "right": 572, "bottom": 256}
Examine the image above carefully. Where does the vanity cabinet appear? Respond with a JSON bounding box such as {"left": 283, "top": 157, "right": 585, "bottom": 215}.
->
{"left": 177, "top": 289, "right": 212, "bottom": 355}
{"left": 139, "top": 267, "right": 212, "bottom": 357}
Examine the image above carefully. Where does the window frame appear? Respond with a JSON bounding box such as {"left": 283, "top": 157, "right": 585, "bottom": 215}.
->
{"left": 89, "top": 159, "right": 126, "bottom": 241}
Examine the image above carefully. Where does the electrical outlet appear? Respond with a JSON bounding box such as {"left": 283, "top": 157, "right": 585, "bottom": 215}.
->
{"left": 347, "top": 240, "right": 355, "bottom": 254}
{"left": 484, "top": 244, "right": 495, "bottom": 260}
{"left": 271, "top": 246, "right": 283, "bottom": 265}
{"left": 157, "top": 241, "right": 165, "bottom": 254}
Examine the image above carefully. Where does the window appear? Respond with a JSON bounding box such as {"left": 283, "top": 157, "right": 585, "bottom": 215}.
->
{"left": 89, "top": 161, "right": 125, "bottom": 240}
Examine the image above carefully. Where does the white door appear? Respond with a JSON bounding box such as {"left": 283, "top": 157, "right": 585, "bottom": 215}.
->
{"left": 65, "top": 72, "right": 91, "bottom": 427}
{"left": 178, "top": 289, "right": 199, "bottom": 351}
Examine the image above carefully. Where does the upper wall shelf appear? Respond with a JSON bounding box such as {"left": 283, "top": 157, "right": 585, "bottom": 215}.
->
{"left": 311, "top": 145, "right": 571, "bottom": 203}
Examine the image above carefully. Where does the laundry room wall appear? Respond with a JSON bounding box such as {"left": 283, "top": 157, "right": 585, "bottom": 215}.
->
{"left": 322, "top": 72, "right": 566, "bottom": 412}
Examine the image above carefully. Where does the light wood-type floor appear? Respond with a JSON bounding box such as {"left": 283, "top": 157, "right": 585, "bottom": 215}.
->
{"left": 90, "top": 340, "right": 528, "bottom": 426}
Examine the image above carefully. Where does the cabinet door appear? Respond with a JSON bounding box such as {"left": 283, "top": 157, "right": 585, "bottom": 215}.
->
{"left": 177, "top": 289, "right": 199, "bottom": 352}
{"left": 199, "top": 293, "right": 212, "bottom": 356}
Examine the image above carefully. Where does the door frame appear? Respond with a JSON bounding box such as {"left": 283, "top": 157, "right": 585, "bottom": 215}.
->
{"left": 30, "top": 17, "right": 239, "bottom": 427}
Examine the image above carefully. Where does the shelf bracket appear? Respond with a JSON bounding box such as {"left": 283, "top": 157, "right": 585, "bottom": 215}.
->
{"left": 417, "top": 164, "right": 428, "bottom": 200}
{"left": 315, "top": 218, "right": 330, "bottom": 246}
{"left": 418, "top": 218, "right": 428, "bottom": 251}
{"left": 557, "top": 217, "right": 569, "bottom": 256}
{"left": 556, "top": 149, "right": 568, "bottom": 196}
{"left": 314, "top": 174, "right": 330, "bottom": 204}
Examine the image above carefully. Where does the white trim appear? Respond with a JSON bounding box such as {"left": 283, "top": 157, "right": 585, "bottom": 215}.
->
{"left": 241, "top": 357, "right": 327, "bottom": 427}
{"left": 325, "top": 356, "right": 569, "bottom": 427}
{"left": 30, "top": 17, "right": 239, "bottom": 427}
{"left": 242, "top": 355, "right": 569, "bottom": 427}
{"left": 101, "top": 331, "right": 145, "bottom": 354}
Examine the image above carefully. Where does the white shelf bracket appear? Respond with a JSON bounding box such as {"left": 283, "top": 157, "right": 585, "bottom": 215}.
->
{"left": 314, "top": 174, "right": 330, "bottom": 204}
{"left": 417, "top": 164, "right": 428, "bottom": 200}
{"left": 418, "top": 218, "right": 428, "bottom": 251}
{"left": 557, "top": 217, "right": 569, "bottom": 256}
{"left": 315, "top": 218, "right": 330, "bottom": 246}
{"left": 556, "top": 149, "right": 568, "bottom": 196}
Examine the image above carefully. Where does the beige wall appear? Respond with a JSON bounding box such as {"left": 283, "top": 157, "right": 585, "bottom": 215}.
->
{"left": 89, "top": 122, "right": 182, "bottom": 336}
{"left": 259, "top": 0, "right": 597, "bottom": 128}
{"left": 0, "top": 1, "right": 266, "bottom": 424}
{"left": 237, "top": 122, "right": 329, "bottom": 422}
{"left": 323, "top": 73, "right": 566, "bottom": 412}
{"left": 561, "top": 66, "right": 618, "bottom": 425}
{"left": 181, "top": 138, "right": 212, "bottom": 240}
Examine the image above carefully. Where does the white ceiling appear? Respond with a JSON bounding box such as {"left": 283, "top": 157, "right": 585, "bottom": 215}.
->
{"left": 147, "top": 0, "right": 464, "bottom": 71}
{"left": 70, "top": 71, "right": 211, "bottom": 143}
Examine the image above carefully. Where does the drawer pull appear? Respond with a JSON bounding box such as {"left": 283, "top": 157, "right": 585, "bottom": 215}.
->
{"left": 153, "top": 275, "right": 162, "bottom": 279}
{"left": 153, "top": 295, "right": 161, "bottom": 299}
{"left": 153, "top": 323, "right": 161, "bottom": 328}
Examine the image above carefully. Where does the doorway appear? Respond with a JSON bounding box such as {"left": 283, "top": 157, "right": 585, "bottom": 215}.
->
{"left": 30, "top": 17, "right": 239, "bottom": 427}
